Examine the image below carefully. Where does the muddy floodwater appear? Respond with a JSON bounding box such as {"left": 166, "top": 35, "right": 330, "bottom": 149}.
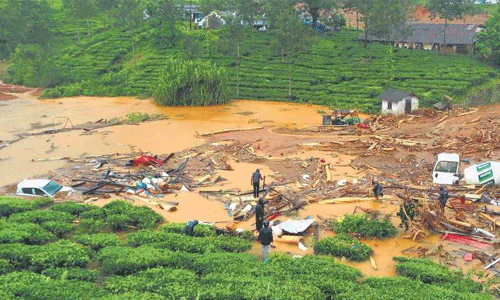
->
{"left": 0, "top": 93, "right": 459, "bottom": 277}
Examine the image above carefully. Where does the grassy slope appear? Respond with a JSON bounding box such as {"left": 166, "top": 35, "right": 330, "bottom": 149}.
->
{"left": 39, "top": 22, "right": 497, "bottom": 112}
{"left": 6, "top": 2, "right": 496, "bottom": 111}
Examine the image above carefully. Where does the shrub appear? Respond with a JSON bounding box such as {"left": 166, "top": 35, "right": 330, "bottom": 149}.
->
{"left": 103, "top": 267, "right": 199, "bottom": 299}
{"left": 8, "top": 210, "right": 75, "bottom": 225}
{"left": 314, "top": 234, "right": 373, "bottom": 261}
{"left": 73, "top": 233, "right": 120, "bottom": 251}
{"left": 97, "top": 292, "right": 167, "bottom": 300}
{"left": 76, "top": 219, "right": 105, "bottom": 234}
{"left": 42, "top": 221, "right": 75, "bottom": 238}
{"left": 102, "top": 200, "right": 164, "bottom": 230}
{"left": 393, "top": 257, "right": 484, "bottom": 293}
{"left": 0, "top": 197, "right": 53, "bottom": 218}
{"left": 337, "top": 276, "right": 490, "bottom": 300}
{"left": 0, "top": 258, "right": 11, "bottom": 274}
{"left": 160, "top": 222, "right": 217, "bottom": 237}
{"left": 49, "top": 202, "right": 94, "bottom": 216}
{"left": 41, "top": 267, "right": 99, "bottom": 282}
{"left": 0, "top": 223, "right": 55, "bottom": 245}
{"left": 97, "top": 246, "right": 176, "bottom": 275}
{"left": 153, "top": 59, "right": 229, "bottom": 106}
{"left": 126, "top": 230, "right": 252, "bottom": 253}
{"left": 330, "top": 213, "right": 398, "bottom": 238}
{"left": 0, "top": 240, "right": 90, "bottom": 272}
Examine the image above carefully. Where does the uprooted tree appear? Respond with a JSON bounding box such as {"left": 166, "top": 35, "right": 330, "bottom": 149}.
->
{"left": 153, "top": 59, "right": 229, "bottom": 106}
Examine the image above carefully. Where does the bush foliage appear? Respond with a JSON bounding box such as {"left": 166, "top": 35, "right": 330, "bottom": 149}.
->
{"left": 153, "top": 59, "right": 229, "bottom": 106}
{"left": 0, "top": 197, "right": 53, "bottom": 218}
{"left": 314, "top": 234, "right": 373, "bottom": 261}
{"left": 330, "top": 213, "right": 398, "bottom": 238}
{"left": 0, "top": 196, "right": 493, "bottom": 299}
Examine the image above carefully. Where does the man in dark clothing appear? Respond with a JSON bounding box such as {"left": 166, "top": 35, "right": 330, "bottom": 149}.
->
{"left": 182, "top": 220, "right": 199, "bottom": 236}
{"left": 255, "top": 197, "right": 264, "bottom": 231}
{"left": 438, "top": 185, "right": 449, "bottom": 212}
{"left": 372, "top": 180, "right": 384, "bottom": 199}
{"left": 258, "top": 220, "right": 273, "bottom": 262}
{"left": 251, "top": 169, "right": 263, "bottom": 198}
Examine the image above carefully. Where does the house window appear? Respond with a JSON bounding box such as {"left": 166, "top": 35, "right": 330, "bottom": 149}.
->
{"left": 387, "top": 101, "right": 392, "bottom": 110}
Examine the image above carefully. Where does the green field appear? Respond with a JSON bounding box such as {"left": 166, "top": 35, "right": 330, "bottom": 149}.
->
{"left": 0, "top": 196, "right": 495, "bottom": 299}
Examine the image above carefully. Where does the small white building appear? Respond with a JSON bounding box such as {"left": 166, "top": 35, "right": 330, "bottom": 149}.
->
{"left": 378, "top": 88, "right": 419, "bottom": 115}
{"left": 197, "top": 11, "right": 226, "bottom": 29}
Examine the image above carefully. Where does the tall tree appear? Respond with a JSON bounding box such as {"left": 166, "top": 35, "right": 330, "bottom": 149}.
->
{"left": 477, "top": 5, "right": 500, "bottom": 66}
{"left": 296, "top": 0, "right": 336, "bottom": 31}
{"left": 272, "top": 8, "right": 316, "bottom": 99}
{"left": 427, "top": 0, "right": 475, "bottom": 46}
{"left": 113, "top": 0, "right": 143, "bottom": 52}
{"left": 262, "top": 0, "right": 295, "bottom": 30}
{"left": 63, "top": 0, "right": 97, "bottom": 43}
{"left": 0, "top": 0, "right": 54, "bottom": 57}
{"left": 144, "top": 0, "right": 182, "bottom": 48}
{"left": 222, "top": 16, "right": 246, "bottom": 96}
{"left": 348, "top": 0, "right": 414, "bottom": 46}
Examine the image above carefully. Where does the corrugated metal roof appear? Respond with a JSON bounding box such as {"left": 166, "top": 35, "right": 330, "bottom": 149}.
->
{"left": 377, "top": 88, "right": 414, "bottom": 103}
{"left": 360, "top": 23, "right": 480, "bottom": 45}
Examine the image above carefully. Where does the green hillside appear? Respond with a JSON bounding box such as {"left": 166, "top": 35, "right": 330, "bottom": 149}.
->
{"left": 0, "top": 196, "right": 494, "bottom": 299}
{"left": 2, "top": 1, "right": 498, "bottom": 111}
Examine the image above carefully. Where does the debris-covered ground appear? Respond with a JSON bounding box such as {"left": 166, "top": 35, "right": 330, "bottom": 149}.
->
{"left": 3, "top": 86, "right": 500, "bottom": 281}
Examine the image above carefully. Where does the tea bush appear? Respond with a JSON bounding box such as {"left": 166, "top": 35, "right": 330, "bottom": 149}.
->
{"left": 336, "top": 276, "right": 490, "bottom": 300}
{"left": 126, "top": 230, "right": 252, "bottom": 253}
{"left": 103, "top": 267, "right": 200, "bottom": 299}
{"left": 8, "top": 210, "right": 75, "bottom": 225}
{"left": 97, "top": 246, "right": 178, "bottom": 275}
{"left": 73, "top": 233, "right": 121, "bottom": 251}
{"left": 0, "top": 271, "right": 106, "bottom": 299}
{"left": 0, "top": 241, "right": 90, "bottom": 272}
{"left": 393, "top": 257, "right": 484, "bottom": 293}
{"left": 330, "top": 213, "right": 398, "bottom": 238}
{"left": 314, "top": 234, "right": 373, "bottom": 261}
{"left": 160, "top": 222, "right": 217, "bottom": 237}
{"left": 41, "top": 267, "right": 99, "bottom": 282}
{"left": 0, "top": 223, "right": 55, "bottom": 245}
{"left": 42, "top": 221, "right": 75, "bottom": 238}
{"left": 0, "top": 196, "right": 493, "bottom": 299}
{"left": 49, "top": 202, "right": 94, "bottom": 216}
{"left": 0, "top": 197, "right": 53, "bottom": 218}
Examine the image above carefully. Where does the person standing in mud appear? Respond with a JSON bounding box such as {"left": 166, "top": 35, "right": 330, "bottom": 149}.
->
{"left": 255, "top": 197, "right": 265, "bottom": 231}
{"left": 438, "top": 185, "right": 449, "bottom": 213}
{"left": 372, "top": 180, "right": 383, "bottom": 199}
{"left": 182, "top": 220, "right": 199, "bottom": 236}
{"left": 251, "top": 168, "right": 263, "bottom": 198}
{"left": 258, "top": 220, "right": 273, "bottom": 262}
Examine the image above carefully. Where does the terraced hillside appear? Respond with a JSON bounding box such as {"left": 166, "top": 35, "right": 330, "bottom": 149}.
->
{"left": 34, "top": 25, "right": 496, "bottom": 112}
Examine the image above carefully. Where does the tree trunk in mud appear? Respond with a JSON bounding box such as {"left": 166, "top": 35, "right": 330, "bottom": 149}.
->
{"left": 237, "top": 43, "right": 240, "bottom": 97}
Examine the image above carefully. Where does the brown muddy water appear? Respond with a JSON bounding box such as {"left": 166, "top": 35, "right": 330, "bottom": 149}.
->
{"left": 0, "top": 93, "right": 449, "bottom": 277}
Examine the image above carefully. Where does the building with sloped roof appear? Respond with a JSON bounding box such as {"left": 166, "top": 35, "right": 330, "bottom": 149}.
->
{"left": 360, "top": 23, "right": 481, "bottom": 54}
{"left": 378, "top": 88, "right": 419, "bottom": 115}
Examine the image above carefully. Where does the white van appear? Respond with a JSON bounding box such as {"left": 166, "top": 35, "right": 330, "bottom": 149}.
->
{"left": 432, "top": 153, "right": 460, "bottom": 185}
{"left": 16, "top": 179, "right": 73, "bottom": 198}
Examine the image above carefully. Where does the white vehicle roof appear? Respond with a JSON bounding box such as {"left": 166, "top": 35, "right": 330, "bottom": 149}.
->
{"left": 436, "top": 153, "right": 459, "bottom": 162}
{"left": 17, "top": 179, "right": 53, "bottom": 189}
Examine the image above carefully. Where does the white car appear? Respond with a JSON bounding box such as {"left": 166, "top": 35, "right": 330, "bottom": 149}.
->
{"left": 16, "top": 179, "right": 74, "bottom": 198}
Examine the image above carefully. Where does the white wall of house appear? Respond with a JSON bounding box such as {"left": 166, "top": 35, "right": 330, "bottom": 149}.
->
{"left": 381, "top": 96, "right": 419, "bottom": 115}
